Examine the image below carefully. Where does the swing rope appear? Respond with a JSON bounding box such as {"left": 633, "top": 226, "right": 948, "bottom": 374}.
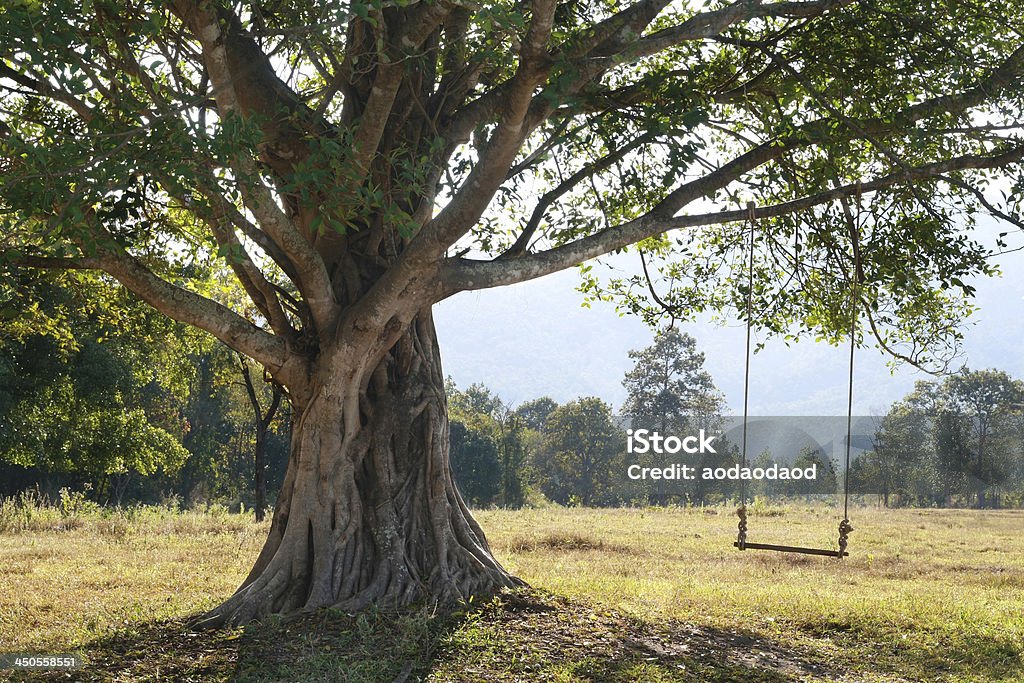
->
{"left": 736, "top": 202, "right": 756, "bottom": 550}
{"left": 838, "top": 183, "right": 864, "bottom": 556}
{"left": 735, "top": 196, "right": 858, "bottom": 559}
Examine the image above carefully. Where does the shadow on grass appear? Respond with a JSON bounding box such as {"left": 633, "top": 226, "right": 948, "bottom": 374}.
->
{"left": 6, "top": 590, "right": 1019, "bottom": 682}
{"left": 427, "top": 592, "right": 831, "bottom": 683}
{"left": 7, "top": 605, "right": 444, "bottom": 683}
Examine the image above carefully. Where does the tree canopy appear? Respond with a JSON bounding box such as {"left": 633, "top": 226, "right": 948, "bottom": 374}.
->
{"left": 1, "top": 0, "right": 1022, "bottom": 369}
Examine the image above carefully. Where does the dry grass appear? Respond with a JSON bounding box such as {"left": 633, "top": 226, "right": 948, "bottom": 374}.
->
{"left": 0, "top": 501, "right": 1021, "bottom": 682}
{"left": 479, "top": 505, "right": 1024, "bottom": 682}
{"left": 0, "top": 502, "right": 266, "bottom": 654}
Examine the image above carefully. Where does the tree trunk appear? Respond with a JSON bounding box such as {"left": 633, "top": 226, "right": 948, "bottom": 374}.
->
{"left": 253, "top": 426, "right": 267, "bottom": 523}
{"left": 201, "top": 311, "right": 522, "bottom": 626}
{"left": 112, "top": 472, "right": 131, "bottom": 507}
{"left": 240, "top": 358, "right": 281, "bottom": 524}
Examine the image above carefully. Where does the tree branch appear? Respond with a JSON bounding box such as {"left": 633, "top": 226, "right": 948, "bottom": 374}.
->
{"left": 629, "top": 0, "right": 855, "bottom": 61}
{"left": 501, "top": 131, "right": 661, "bottom": 258}
{"left": 412, "top": 0, "right": 559, "bottom": 257}
{"left": 207, "top": 211, "right": 297, "bottom": 341}
{"left": 98, "top": 250, "right": 289, "bottom": 372}
{"left": 434, "top": 0, "right": 855, "bottom": 262}
{"left": 14, "top": 208, "right": 293, "bottom": 372}
{"left": 441, "top": 146, "right": 1024, "bottom": 291}
{"left": 443, "top": 39, "right": 1024, "bottom": 293}
{"left": 0, "top": 62, "right": 96, "bottom": 122}
{"left": 4, "top": 255, "right": 104, "bottom": 270}
{"left": 648, "top": 41, "right": 1024, "bottom": 220}
{"left": 170, "top": 0, "right": 338, "bottom": 329}
{"left": 347, "top": 1, "right": 454, "bottom": 176}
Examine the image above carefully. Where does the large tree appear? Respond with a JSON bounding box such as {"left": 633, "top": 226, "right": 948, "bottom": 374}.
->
{"left": 2, "top": 0, "right": 1023, "bottom": 624}
{"left": 935, "top": 369, "right": 1024, "bottom": 508}
{"left": 622, "top": 326, "right": 724, "bottom": 433}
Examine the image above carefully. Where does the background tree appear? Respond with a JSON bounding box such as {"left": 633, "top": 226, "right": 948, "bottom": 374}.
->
{"left": 784, "top": 447, "right": 838, "bottom": 497}
{"left": 492, "top": 404, "right": 528, "bottom": 508}
{"left": 448, "top": 420, "right": 503, "bottom": 506}
{"left": 449, "top": 382, "right": 505, "bottom": 418}
{"left": 514, "top": 396, "right": 560, "bottom": 504}
{"left": 622, "top": 327, "right": 724, "bottom": 433}
{"left": 748, "top": 449, "right": 780, "bottom": 499}
{"left": 852, "top": 372, "right": 1024, "bottom": 508}
{"left": 137, "top": 337, "right": 293, "bottom": 511}
{"left": 621, "top": 327, "right": 724, "bottom": 504}
{"left": 0, "top": 271, "right": 191, "bottom": 502}
{"left": 3, "top": 0, "right": 1024, "bottom": 624}
{"left": 238, "top": 356, "right": 284, "bottom": 522}
{"left": 534, "top": 397, "right": 624, "bottom": 506}
{"left": 932, "top": 411, "right": 972, "bottom": 506}
{"left": 863, "top": 398, "right": 933, "bottom": 507}
{"left": 935, "top": 369, "right": 1024, "bottom": 508}
{"left": 447, "top": 380, "right": 528, "bottom": 507}
{"left": 515, "top": 397, "right": 559, "bottom": 432}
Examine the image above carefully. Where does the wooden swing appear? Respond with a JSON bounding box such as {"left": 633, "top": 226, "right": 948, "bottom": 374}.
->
{"left": 732, "top": 200, "right": 858, "bottom": 559}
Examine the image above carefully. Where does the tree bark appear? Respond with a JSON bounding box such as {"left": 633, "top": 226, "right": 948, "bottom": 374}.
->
{"left": 201, "top": 311, "right": 522, "bottom": 626}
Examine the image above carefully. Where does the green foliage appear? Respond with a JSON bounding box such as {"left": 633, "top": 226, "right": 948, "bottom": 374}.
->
{"left": 515, "top": 396, "right": 559, "bottom": 431}
{"left": 446, "top": 380, "right": 529, "bottom": 508}
{"left": 173, "top": 344, "right": 290, "bottom": 509}
{"left": 622, "top": 326, "right": 725, "bottom": 434}
{"left": 448, "top": 420, "right": 502, "bottom": 506}
{"left": 0, "top": 269, "right": 290, "bottom": 508}
{"left": 788, "top": 448, "right": 839, "bottom": 496}
{"left": 533, "top": 396, "right": 625, "bottom": 506}
{"left": 449, "top": 381, "right": 505, "bottom": 420}
{"left": 0, "top": 273, "right": 191, "bottom": 489}
{"left": 1, "top": 376, "right": 188, "bottom": 476}
{"left": 854, "top": 370, "right": 1024, "bottom": 508}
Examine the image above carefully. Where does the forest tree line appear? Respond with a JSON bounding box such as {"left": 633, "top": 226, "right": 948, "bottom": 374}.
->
{"left": 2, "top": 282, "right": 1023, "bottom": 512}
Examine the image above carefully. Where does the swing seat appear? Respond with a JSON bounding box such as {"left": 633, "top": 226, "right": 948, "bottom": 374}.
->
{"left": 733, "top": 541, "right": 848, "bottom": 557}
{"left": 731, "top": 202, "right": 858, "bottom": 560}
{"left": 733, "top": 512, "right": 852, "bottom": 558}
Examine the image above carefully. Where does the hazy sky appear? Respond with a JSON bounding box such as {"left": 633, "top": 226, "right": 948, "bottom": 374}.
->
{"left": 435, "top": 218, "right": 1024, "bottom": 416}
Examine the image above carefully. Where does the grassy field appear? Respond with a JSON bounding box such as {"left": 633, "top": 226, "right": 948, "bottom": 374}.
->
{"left": 0, "top": 498, "right": 1022, "bottom": 682}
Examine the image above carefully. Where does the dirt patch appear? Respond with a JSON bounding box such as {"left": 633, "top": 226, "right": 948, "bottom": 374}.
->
{"left": 506, "top": 532, "right": 631, "bottom": 554}
{"left": 9, "top": 591, "right": 844, "bottom": 682}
